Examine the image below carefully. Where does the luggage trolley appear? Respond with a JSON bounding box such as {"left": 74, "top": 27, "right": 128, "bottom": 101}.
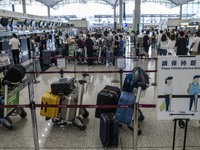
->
{"left": 50, "top": 74, "right": 93, "bottom": 130}
{"left": 0, "top": 80, "right": 27, "bottom": 130}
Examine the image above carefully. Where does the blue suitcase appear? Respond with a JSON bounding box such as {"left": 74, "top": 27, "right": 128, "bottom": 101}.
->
{"left": 100, "top": 113, "right": 119, "bottom": 148}
{"left": 115, "top": 91, "right": 136, "bottom": 126}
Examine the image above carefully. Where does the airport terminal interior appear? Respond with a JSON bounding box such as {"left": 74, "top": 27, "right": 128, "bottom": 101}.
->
{"left": 0, "top": 0, "right": 200, "bottom": 150}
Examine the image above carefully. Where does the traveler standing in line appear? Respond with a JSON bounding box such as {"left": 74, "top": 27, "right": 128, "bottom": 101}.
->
{"left": 160, "top": 33, "right": 168, "bottom": 56}
{"left": 39, "top": 35, "right": 46, "bottom": 63}
{"left": 167, "top": 34, "right": 176, "bottom": 55}
{"left": 175, "top": 31, "right": 188, "bottom": 55}
{"left": 63, "top": 34, "right": 70, "bottom": 62}
{"left": 9, "top": 33, "right": 21, "bottom": 64}
{"left": 85, "top": 34, "right": 94, "bottom": 67}
{"left": 151, "top": 31, "right": 156, "bottom": 48}
{"left": 143, "top": 30, "right": 150, "bottom": 58}
{"left": 113, "top": 35, "right": 120, "bottom": 66}
{"left": 189, "top": 31, "right": 200, "bottom": 55}
{"left": 118, "top": 34, "right": 124, "bottom": 57}
{"left": 156, "top": 30, "right": 163, "bottom": 55}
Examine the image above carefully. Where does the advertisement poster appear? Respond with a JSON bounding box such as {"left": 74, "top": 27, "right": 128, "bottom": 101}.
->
{"left": 157, "top": 56, "right": 200, "bottom": 120}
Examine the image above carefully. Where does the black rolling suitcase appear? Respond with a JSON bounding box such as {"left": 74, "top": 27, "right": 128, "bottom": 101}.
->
{"left": 100, "top": 113, "right": 119, "bottom": 148}
{"left": 95, "top": 85, "right": 120, "bottom": 118}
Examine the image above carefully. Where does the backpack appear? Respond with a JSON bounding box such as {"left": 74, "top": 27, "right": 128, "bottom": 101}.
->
{"left": 98, "top": 39, "right": 103, "bottom": 47}
{"left": 161, "top": 34, "right": 167, "bottom": 42}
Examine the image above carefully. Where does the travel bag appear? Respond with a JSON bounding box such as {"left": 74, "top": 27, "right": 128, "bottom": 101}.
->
{"left": 115, "top": 91, "right": 136, "bottom": 126}
{"left": 51, "top": 77, "right": 75, "bottom": 95}
{"left": 95, "top": 85, "right": 120, "bottom": 118}
{"left": 42, "top": 50, "right": 52, "bottom": 66}
{"left": 100, "top": 113, "right": 119, "bottom": 148}
{"left": 60, "top": 92, "right": 78, "bottom": 121}
{"left": 40, "top": 92, "right": 61, "bottom": 118}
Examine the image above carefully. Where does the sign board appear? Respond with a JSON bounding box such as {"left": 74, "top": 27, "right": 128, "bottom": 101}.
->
{"left": 117, "top": 58, "right": 126, "bottom": 69}
{"left": 57, "top": 58, "right": 66, "bottom": 69}
{"left": 157, "top": 56, "right": 200, "bottom": 120}
{"left": 28, "top": 80, "right": 35, "bottom": 101}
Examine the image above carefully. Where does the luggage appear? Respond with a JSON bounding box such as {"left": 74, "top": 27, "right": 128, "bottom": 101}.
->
{"left": 100, "top": 113, "right": 119, "bottom": 148}
{"left": 3, "top": 64, "right": 26, "bottom": 86}
{"left": 42, "top": 50, "right": 52, "bottom": 66}
{"left": 40, "top": 92, "right": 61, "bottom": 118}
{"left": 95, "top": 85, "right": 120, "bottom": 118}
{"left": 0, "top": 95, "right": 4, "bottom": 124}
{"left": 122, "top": 74, "right": 134, "bottom": 92}
{"left": 115, "top": 91, "right": 136, "bottom": 126}
{"left": 60, "top": 93, "right": 78, "bottom": 121}
{"left": 51, "top": 77, "right": 75, "bottom": 95}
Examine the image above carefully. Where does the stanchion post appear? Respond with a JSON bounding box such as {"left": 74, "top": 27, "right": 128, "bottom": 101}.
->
{"left": 119, "top": 69, "right": 123, "bottom": 90}
{"left": 151, "top": 58, "right": 157, "bottom": 86}
{"left": 32, "top": 50, "right": 40, "bottom": 84}
{"left": 133, "top": 102, "right": 139, "bottom": 150}
{"left": 172, "top": 119, "right": 177, "bottom": 150}
{"left": 183, "top": 119, "right": 189, "bottom": 150}
{"left": 111, "top": 56, "right": 120, "bottom": 83}
{"left": 59, "top": 69, "right": 64, "bottom": 78}
{"left": 74, "top": 58, "right": 77, "bottom": 80}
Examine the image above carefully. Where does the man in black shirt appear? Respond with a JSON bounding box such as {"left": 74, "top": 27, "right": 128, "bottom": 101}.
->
{"left": 143, "top": 30, "right": 150, "bottom": 58}
{"left": 85, "top": 34, "right": 94, "bottom": 67}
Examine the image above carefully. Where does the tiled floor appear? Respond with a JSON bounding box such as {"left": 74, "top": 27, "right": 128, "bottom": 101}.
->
{"left": 0, "top": 45, "right": 200, "bottom": 150}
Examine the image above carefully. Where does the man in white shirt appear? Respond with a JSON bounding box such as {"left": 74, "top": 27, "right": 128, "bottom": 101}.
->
{"left": 190, "top": 32, "right": 200, "bottom": 55}
{"left": 9, "top": 33, "right": 21, "bottom": 64}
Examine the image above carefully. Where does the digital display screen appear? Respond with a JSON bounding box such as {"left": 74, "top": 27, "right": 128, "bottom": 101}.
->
{"left": 12, "top": 19, "right": 18, "bottom": 27}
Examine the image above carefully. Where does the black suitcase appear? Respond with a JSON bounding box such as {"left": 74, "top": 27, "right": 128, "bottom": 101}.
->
{"left": 51, "top": 77, "right": 75, "bottom": 95}
{"left": 95, "top": 85, "right": 120, "bottom": 118}
{"left": 100, "top": 113, "right": 119, "bottom": 148}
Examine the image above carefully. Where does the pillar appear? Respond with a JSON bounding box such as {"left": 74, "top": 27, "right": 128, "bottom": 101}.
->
{"left": 22, "top": 0, "right": 26, "bottom": 13}
{"left": 114, "top": 5, "right": 117, "bottom": 30}
{"left": 133, "top": 0, "right": 141, "bottom": 32}
{"left": 119, "top": 0, "right": 123, "bottom": 29}
{"left": 47, "top": 6, "right": 51, "bottom": 18}
{"left": 180, "top": 4, "right": 182, "bottom": 20}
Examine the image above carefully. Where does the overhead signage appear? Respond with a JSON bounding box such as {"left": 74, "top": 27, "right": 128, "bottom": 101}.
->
{"left": 157, "top": 56, "right": 200, "bottom": 120}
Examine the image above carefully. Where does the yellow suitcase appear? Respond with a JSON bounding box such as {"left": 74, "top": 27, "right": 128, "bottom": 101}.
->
{"left": 40, "top": 92, "right": 61, "bottom": 118}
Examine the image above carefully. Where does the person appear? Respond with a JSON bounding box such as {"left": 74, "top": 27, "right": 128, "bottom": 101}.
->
{"left": 143, "top": 30, "right": 150, "bottom": 57}
{"left": 164, "top": 77, "right": 173, "bottom": 112}
{"left": 160, "top": 33, "right": 168, "bottom": 56}
{"left": 167, "top": 34, "right": 176, "bottom": 55}
{"left": 189, "top": 31, "right": 200, "bottom": 55}
{"left": 175, "top": 31, "right": 188, "bottom": 55}
{"left": 113, "top": 35, "right": 120, "bottom": 66}
{"left": 75, "top": 35, "right": 85, "bottom": 63}
{"left": 39, "top": 35, "right": 46, "bottom": 63}
{"left": 85, "top": 34, "right": 94, "bottom": 67}
{"left": 62, "top": 34, "right": 70, "bottom": 61}
{"left": 187, "top": 75, "right": 200, "bottom": 111}
{"left": 151, "top": 31, "right": 156, "bottom": 48}
{"left": 156, "top": 30, "right": 163, "bottom": 54}
{"left": 9, "top": 33, "right": 21, "bottom": 64}
{"left": 118, "top": 34, "right": 124, "bottom": 57}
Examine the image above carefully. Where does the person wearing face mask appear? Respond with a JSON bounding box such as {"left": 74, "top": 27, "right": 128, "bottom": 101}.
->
{"left": 187, "top": 75, "right": 200, "bottom": 111}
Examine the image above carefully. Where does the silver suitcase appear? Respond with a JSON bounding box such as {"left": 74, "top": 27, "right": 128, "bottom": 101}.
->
{"left": 60, "top": 93, "right": 78, "bottom": 121}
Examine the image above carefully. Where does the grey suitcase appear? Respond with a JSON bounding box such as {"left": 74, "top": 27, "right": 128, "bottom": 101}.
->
{"left": 60, "top": 93, "right": 78, "bottom": 121}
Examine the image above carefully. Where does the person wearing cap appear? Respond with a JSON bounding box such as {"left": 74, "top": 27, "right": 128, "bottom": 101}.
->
{"left": 164, "top": 77, "right": 173, "bottom": 111}
{"left": 187, "top": 75, "right": 200, "bottom": 111}
{"left": 9, "top": 33, "right": 21, "bottom": 64}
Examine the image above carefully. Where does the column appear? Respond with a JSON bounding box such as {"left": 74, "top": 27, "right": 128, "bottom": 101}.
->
{"left": 114, "top": 5, "right": 117, "bottom": 30}
{"left": 22, "top": 0, "right": 26, "bottom": 13}
{"left": 119, "top": 0, "right": 123, "bottom": 29}
{"left": 133, "top": 0, "right": 141, "bottom": 32}
{"left": 180, "top": 4, "right": 182, "bottom": 20}
{"left": 47, "top": 6, "right": 51, "bottom": 18}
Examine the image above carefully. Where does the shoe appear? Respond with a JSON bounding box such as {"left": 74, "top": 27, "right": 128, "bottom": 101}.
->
{"left": 89, "top": 65, "right": 92, "bottom": 67}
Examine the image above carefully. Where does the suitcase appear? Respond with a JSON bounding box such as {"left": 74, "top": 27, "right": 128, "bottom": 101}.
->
{"left": 51, "top": 77, "right": 75, "bottom": 95}
{"left": 159, "top": 101, "right": 166, "bottom": 111}
{"left": 40, "top": 92, "right": 61, "bottom": 118}
{"left": 100, "top": 113, "right": 119, "bottom": 148}
{"left": 115, "top": 91, "right": 136, "bottom": 126}
{"left": 60, "top": 93, "right": 78, "bottom": 121}
{"left": 42, "top": 50, "right": 52, "bottom": 66}
{"left": 95, "top": 85, "right": 120, "bottom": 118}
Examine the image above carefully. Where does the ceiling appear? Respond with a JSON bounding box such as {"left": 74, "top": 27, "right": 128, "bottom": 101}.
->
{"left": 168, "top": 0, "right": 195, "bottom": 5}
{"left": 35, "top": 0, "right": 196, "bottom": 8}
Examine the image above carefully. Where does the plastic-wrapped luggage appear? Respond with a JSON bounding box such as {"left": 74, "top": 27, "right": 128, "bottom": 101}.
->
{"left": 100, "top": 113, "right": 119, "bottom": 148}
{"left": 95, "top": 85, "right": 120, "bottom": 118}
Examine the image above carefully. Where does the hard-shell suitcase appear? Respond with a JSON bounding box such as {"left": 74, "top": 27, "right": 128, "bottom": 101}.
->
{"left": 40, "top": 92, "right": 61, "bottom": 118}
{"left": 100, "top": 113, "right": 119, "bottom": 148}
{"left": 95, "top": 85, "right": 120, "bottom": 118}
{"left": 60, "top": 93, "right": 78, "bottom": 121}
{"left": 115, "top": 91, "right": 136, "bottom": 125}
{"left": 42, "top": 50, "right": 52, "bottom": 66}
{"left": 51, "top": 77, "right": 75, "bottom": 95}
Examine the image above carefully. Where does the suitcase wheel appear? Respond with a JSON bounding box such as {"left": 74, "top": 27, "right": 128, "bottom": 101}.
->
{"left": 79, "top": 125, "right": 86, "bottom": 130}
{"left": 138, "top": 115, "right": 145, "bottom": 121}
{"left": 138, "top": 129, "right": 142, "bottom": 135}
{"left": 178, "top": 119, "right": 185, "bottom": 129}
{"left": 82, "top": 108, "right": 89, "bottom": 118}
{"left": 19, "top": 109, "right": 27, "bottom": 118}
{"left": 52, "top": 118, "right": 59, "bottom": 124}
{"left": 3, "top": 117, "right": 14, "bottom": 130}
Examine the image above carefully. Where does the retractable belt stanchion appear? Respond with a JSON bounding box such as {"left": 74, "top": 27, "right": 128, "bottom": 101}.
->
{"left": 111, "top": 57, "right": 120, "bottom": 83}
{"left": 28, "top": 81, "right": 39, "bottom": 150}
{"left": 32, "top": 50, "right": 40, "bottom": 84}
{"left": 151, "top": 58, "right": 157, "bottom": 86}
{"left": 119, "top": 69, "right": 123, "bottom": 90}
